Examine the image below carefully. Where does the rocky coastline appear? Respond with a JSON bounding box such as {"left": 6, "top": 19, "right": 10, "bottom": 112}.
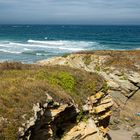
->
{"left": 38, "top": 50, "right": 140, "bottom": 140}
{"left": 0, "top": 50, "right": 140, "bottom": 140}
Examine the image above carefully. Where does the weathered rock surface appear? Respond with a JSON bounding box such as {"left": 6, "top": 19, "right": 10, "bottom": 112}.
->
{"left": 62, "top": 118, "right": 107, "bottom": 140}
{"left": 1, "top": 51, "right": 139, "bottom": 140}
{"left": 0, "top": 62, "right": 113, "bottom": 140}
{"left": 19, "top": 91, "right": 113, "bottom": 140}
{"left": 38, "top": 50, "right": 140, "bottom": 139}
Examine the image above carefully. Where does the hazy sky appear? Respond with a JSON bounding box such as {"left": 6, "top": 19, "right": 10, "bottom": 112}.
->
{"left": 0, "top": 0, "right": 140, "bottom": 24}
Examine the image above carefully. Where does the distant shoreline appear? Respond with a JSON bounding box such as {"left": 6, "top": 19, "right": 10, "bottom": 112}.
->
{"left": 0, "top": 49, "right": 140, "bottom": 64}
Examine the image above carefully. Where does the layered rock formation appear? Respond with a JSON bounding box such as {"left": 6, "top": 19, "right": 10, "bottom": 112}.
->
{"left": 38, "top": 50, "right": 140, "bottom": 134}
{"left": 1, "top": 50, "right": 140, "bottom": 140}
{"left": 0, "top": 62, "right": 113, "bottom": 140}
{"left": 19, "top": 91, "right": 113, "bottom": 140}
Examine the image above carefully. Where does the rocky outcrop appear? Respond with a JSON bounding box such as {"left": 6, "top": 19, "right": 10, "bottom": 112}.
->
{"left": 0, "top": 62, "right": 113, "bottom": 140}
{"left": 62, "top": 118, "right": 106, "bottom": 140}
{"left": 19, "top": 91, "right": 113, "bottom": 140}
{"left": 1, "top": 51, "right": 139, "bottom": 140}
{"left": 38, "top": 50, "right": 140, "bottom": 131}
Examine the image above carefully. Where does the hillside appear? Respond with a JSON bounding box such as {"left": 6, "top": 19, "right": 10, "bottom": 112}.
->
{"left": 38, "top": 50, "right": 140, "bottom": 140}
{"left": 0, "top": 50, "right": 140, "bottom": 140}
{"left": 0, "top": 62, "right": 113, "bottom": 140}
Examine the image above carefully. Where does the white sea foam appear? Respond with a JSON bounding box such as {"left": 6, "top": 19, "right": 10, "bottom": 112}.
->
{"left": 28, "top": 40, "right": 66, "bottom": 46}
{"left": 135, "top": 48, "right": 140, "bottom": 50}
{"left": 27, "top": 39, "right": 95, "bottom": 49}
{"left": 0, "top": 49, "right": 21, "bottom": 54}
{"left": 23, "top": 48, "right": 31, "bottom": 51}
{"left": 4, "top": 42, "right": 85, "bottom": 51}
{"left": 0, "top": 39, "right": 101, "bottom": 55}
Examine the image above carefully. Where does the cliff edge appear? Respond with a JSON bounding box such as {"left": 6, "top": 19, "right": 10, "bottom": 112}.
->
{"left": 0, "top": 62, "right": 113, "bottom": 140}
{"left": 38, "top": 50, "right": 140, "bottom": 140}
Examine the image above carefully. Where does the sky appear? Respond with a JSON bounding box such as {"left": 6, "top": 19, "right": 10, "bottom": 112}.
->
{"left": 0, "top": 0, "right": 140, "bottom": 25}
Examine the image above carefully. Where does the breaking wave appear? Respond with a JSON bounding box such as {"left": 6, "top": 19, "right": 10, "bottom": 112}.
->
{"left": 0, "top": 39, "right": 101, "bottom": 56}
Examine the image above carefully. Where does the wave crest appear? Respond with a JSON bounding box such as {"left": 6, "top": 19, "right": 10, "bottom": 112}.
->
{"left": 0, "top": 39, "right": 99, "bottom": 55}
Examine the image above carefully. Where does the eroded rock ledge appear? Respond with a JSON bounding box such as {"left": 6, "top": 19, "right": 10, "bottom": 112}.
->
{"left": 1, "top": 50, "right": 140, "bottom": 140}
{"left": 0, "top": 62, "right": 113, "bottom": 140}
{"left": 19, "top": 91, "right": 113, "bottom": 140}
{"left": 38, "top": 50, "right": 140, "bottom": 131}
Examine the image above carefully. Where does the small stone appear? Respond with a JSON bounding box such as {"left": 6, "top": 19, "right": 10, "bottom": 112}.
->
{"left": 137, "top": 83, "right": 140, "bottom": 88}
{"left": 18, "top": 127, "right": 25, "bottom": 136}
{"left": 124, "top": 117, "right": 132, "bottom": 122}
{"left": 130, "top": 122, "right": 136, "bottom": 127}
{"left": 89, "top": 95, "right": 97, "bottom": 104}
{"left": 95, "top": 92, "right": 104, "bottom": 100}
{"left": 124, "top": 125, "right": 133, "bottom": 131}
{"left": 131, "top": 132, "right": 140, "bottom": 140}
{"left": 113, "top": 118, "right": 120, "bottom": 124}
{"left": 113, "top": 70, "right": 123, "bottom": 76}
{"left": 109, "top": 124, "right": 120, "bottom": 130}
{"left": 83, "top": 104, "right": 90, "bottom": 112}
{"left": 43, "top": 103, "right": 48, "bottom": 108}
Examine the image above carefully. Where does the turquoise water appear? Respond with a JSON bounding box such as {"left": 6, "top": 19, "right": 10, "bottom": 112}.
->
{"left": 0, "top": 25, "right": 140, "bottom": 63}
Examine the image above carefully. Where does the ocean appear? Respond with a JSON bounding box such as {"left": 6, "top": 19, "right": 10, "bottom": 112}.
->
{"left": 0, "top": 25, "right": 140, "bottom": 63}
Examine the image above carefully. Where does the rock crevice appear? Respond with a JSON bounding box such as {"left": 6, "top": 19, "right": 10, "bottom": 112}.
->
{"left": 19, "top": 90, "right": 113, "bottom": 140}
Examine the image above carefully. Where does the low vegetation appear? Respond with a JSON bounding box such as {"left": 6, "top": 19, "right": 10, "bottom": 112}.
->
{"left": 76, "top": 50, "right": 140, "bottom": 71}
{"left": 0, "top": 62, "right": 104, "bottom": 140}
{"left": 83, "top": 55, "right": 92, "bottom": 66}
{"left": 62, "top": 53, "right": 70, "bottom": 58}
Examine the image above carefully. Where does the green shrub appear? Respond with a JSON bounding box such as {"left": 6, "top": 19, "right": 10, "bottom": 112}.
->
{"left": 62, "top": 53, "right": 70, "bottom": 58}
{"left": 76, "top": 111, "right": 88, "bottom": 123}
{"left": 35, "top": 70, "right": 75, "bottom": 91}
{"left": 119, "top": 74, "right": 128, "bottom": 80}
{"left": 83, "top": 55, "right": 92, "bottom": 66}
{"left": 76, "top": 111, "right": 83, "bottom": 123}
{"left": 95, "top": 64, "right": 101, "bottom": 72}
{"left": 47, "top": 72, "right": 75, "bottom": 91}
{"left": 0, "top": 63, "right": 104, "bottom": 138}
{"left": 102, "top": 81, "right": 109, "bottom": 92}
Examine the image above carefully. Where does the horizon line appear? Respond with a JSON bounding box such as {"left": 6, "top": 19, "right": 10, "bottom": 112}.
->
{"left": 0, "top": 24, "right": 140, "bottom": 26}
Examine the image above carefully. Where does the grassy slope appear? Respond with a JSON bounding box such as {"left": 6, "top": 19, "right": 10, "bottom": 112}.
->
{"left": 0, "top": 62, "right": 104, "bottom": 140}
{"left": 75, "top": 50, "right": 140, "bottom": 71}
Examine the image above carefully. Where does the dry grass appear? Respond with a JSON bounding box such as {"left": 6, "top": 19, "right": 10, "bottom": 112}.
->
{"left": 0, "top": 62, "right": 105, "bottom": 139}
{"left": 74, "top": 50, "right": 140, "bottom": 71}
